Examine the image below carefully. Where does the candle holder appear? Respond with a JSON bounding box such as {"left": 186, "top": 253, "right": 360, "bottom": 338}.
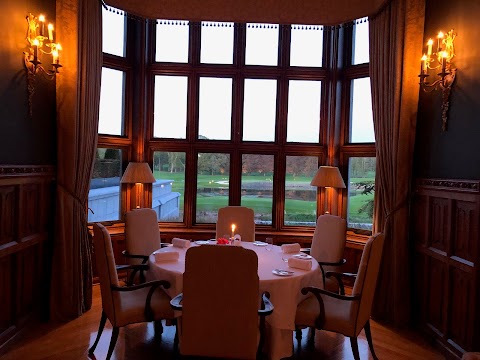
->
{"left": 418, "top": 29, "right": 457, "bottom": 131}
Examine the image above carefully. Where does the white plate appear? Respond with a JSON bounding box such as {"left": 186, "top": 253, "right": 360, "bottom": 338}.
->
{"left": 272, "top": 269, "right": 294, "bottom": 276}
{"left": 253, "top": 241, "right": 268, "bottom": 246}
{"left": 293, "top": 253, "right": 312, "bottom": 260}
{"left": 195, "top": 240, "right": 209, "bottom": 245}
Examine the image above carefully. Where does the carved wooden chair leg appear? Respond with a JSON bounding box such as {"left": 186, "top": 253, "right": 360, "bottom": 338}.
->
{"left": 88, "top": 310, "right": 107, "bottom": 355}
{"left": 364, "top": 320, "right": 378, "bottom": 360}
{"left": 349, "top": 336, "right": 360, "bottom": 360}
{"left": 307, "top": 327, "right": 315, "bottom": 348}
{"left": 106, "top": 327, "right": 120, "bottom": 360}
{"left": 154, "top": 320, "right": 164, "bottom": 335}
{"left": 173, "top": 324, "right": 179, "bottom": 356}
{"left": 295, "top": 328, "right": 302, "bottom": 342}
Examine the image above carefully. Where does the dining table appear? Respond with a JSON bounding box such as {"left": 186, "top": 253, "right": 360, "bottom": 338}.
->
{"left": 147, "top": 240, "right": 323, "bottom": 360}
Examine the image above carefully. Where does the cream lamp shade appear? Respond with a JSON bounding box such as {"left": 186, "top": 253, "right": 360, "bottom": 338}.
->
{"left": 310, "top": 166, "right": 346, "bottom": 188}
{"left": 120, "top": 162, "right": 156, "bottom": 184}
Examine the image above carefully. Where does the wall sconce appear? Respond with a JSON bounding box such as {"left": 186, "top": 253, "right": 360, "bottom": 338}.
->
{"left": 311, "top": 166, "right": 346, "bottom": 215}
{"left": 419, "top": 29, "right": 457, "bottom": 131}
{"left": 24, "top": 13, "right": 62, "bottom": 78}
{"left": 121, "top": 162, "right": 156, "bottom": 209}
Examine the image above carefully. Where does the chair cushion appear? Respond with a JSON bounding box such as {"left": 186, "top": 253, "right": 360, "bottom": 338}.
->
{"left": 113, "top": 286, "right": 174, "bottom": 327}
{"left": 463, "top": 353, "right": 480, "bottom": 360}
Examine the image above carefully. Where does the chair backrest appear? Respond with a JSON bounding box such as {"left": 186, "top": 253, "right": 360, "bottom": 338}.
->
{"left": 215, "top": 206, "right": 255, "bottom": 242}
{"left": 310, "top": 214, "right": 347, "bottom": 264}
{"left": 93, "top": 223, "right": 119, "bottom": 323}
{"left": 180, "top": 245, "right": 259, "bottom": 359}
{"left": 125, "top": 208, "right": 161, "bottom": 264}
{"left": 352, "top": 232, "right": 385, "bottom": 334}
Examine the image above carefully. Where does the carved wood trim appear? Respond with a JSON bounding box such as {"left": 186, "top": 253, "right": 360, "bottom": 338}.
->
{"left": 0, "top": 165, "right": 55, "bottom": 178}
{"left": 416, "top": 178, "right": 480, "bottom": 193}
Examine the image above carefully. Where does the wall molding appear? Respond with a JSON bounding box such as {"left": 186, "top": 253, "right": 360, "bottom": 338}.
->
{"left": 0, "top": 165, "right": 55, "bottom": 178}
{"left": 416, "top": 178, "right": 480, "bottom": 193}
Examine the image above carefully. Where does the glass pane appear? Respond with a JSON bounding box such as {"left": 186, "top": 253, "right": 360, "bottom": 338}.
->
{"left": 348, "top": 157, "right": 376, "bottom": 230}
{"left": 152, "top": 151, "right": 185, "bottom": 222}
{"left": 352, "top": 19, "right": 369, "bottom": 65}
{"left": 99, "top": 68, "right": 125, "bottom": 136}
{"left": 286, "top": 80, "right": 321, "bottom": 143}
{"left": 102, "top": 7, "right": 126, "bottom": 57}
{"left": 290, "top": 25, "right": 323, "bottom": 67}
{"left": 156, "top": 20, "right": 189, "bottom": 63}
{"left": 350, "top": 78, "right": 374, "bottom": 143}
{"left": 245, "top": 24, "right": 279, "bottom": 66}
{"left": 241, "top": 154, "right": 274, "bottom": 225}
{"left": 196, "top": 153, "right": 230, "bottom": 223}
{"left": 153, "top": 75, "right": 188, "bottom": 139}
{"left": 201, "top": 22, "right": 234, "bottom": 64}
{"left": 243, "top": 79, "right": 277, "bottom": 142}
{"left": 89, "top": 148, "right": 122, "bottom": 222}
{"left": 198, "top": 77, "right": 232, "bottom": 140}
{"left": 284, "top": 156, "right": 318, "bottom": 226}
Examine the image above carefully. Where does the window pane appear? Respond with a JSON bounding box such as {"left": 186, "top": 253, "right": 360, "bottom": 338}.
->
{"left": 153, "top": 76, "right": 188, "bottom": 139}
{"left": 245, "top": 24, "right": 279, "bottom": 66}
{"left": 156, "top": 20, "right": 189, "bottom": 63}
{"left": 102, "top": 7, "right": 125, "bottom": 57}
{"left": 284, "top": 156, "right": 318, "bottom": 226}
{"left": 348, "top": 157, "right": 376, "bottom": 230}
{"left": 286, "top": 80, "right": 321, "bottom": 143}
{"left": 241, "top": 154, "right": 274, "bottom": 225}
{"left": 201, "top": 22, "right": 234, "bottom": 64}
{"left": 89, "top": 148, "right": 122, "bottom": 222}
{"left": 353, "top": 19, "right": 369, "bottom": 65}
{"left": 350, "top": 78, "right": 374, "bottom": 143}
{"left": 152, "top": 151, "right": 185, "bottom": 222}
{"left": 243, "top": 79, "right": 277, "bottom": 142}
{"left": 99, "top": 68, "right": 125, "bottom": 136}
{"left": 198, "top": 77, "right": 232, "bottom": 140}
{"left": 196, "top": 153, "right": 230, "bottom": 223}
{"left": 290, "top": 25, "right": 323, "bottom": 67}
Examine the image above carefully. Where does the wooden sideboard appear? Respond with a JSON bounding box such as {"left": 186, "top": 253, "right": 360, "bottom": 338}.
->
{"left": 0, "top": 166, "right": 55, "bottom": 347}
{"left": 413, "top": 178, "right": 480, "bottom": 359}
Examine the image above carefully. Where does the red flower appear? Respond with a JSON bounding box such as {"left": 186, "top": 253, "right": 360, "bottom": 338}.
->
{"left": 217, "top": 237, "right": 230, "bottom": 245}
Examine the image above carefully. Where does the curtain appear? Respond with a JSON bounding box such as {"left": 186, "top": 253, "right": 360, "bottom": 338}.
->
{"left": 103, "top": 0, "right": 389, "bottom": 25}
{"left": 50, "top": 0, "right": 102, "bottom": 320}
{"left": 369, "top": 0, "right": 425, "bottom": 325}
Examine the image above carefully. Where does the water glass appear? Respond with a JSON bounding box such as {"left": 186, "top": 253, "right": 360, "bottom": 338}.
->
{"left": 265, "top": 237, "right": 273, "bottom": 251}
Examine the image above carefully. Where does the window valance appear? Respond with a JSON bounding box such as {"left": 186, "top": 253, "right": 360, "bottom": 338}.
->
{"left": 102, "top": 0, "right": 389, "bottom": 25}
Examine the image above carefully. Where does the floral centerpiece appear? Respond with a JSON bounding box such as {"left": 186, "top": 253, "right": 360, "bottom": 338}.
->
{"left": 217, "top": 237, "right": 230, "bottom": 245}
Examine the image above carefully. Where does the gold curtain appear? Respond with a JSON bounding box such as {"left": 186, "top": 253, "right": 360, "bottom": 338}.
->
{"left": 369, "top": 0, "right": 425, "bottom": 324}
{"left": 50, "top": 0, "right": 102, "bottom": 320}
{"left": 104, "top": 0, "right": 389, "bottom": 25}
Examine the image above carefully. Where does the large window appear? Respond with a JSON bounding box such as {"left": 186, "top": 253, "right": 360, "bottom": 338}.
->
{"left": 93, "top": 13, "right": 375, "bottom": 235}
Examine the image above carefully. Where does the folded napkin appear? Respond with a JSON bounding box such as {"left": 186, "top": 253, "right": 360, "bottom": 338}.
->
{"left": 154, "top": 251, "right": 179, "bottom": 263}
{"left": 281, "top": 243, "right": 301, "bottom": 254}
{"left": 233, "top": 234, "right": 242, "bottom": 241}
{"left": 172, "top": 238, "right": 191, "bottom": 248}
{"left": 288, "top": 257, "right": 312, "bottom": 271}
{"left": 232, "top": 239, "right": 242, "bottom": 246}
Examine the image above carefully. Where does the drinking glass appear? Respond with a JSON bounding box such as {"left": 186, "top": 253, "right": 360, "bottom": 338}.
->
{"left": 265, "top": 237, "right": 273, "bottom": 251}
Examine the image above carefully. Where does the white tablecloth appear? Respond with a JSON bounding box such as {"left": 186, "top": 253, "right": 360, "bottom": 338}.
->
{"left": 147, "top": 242, "right": 323, "bottom": 360}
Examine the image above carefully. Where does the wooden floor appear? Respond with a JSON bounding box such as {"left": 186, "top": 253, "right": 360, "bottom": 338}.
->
{"left": 0, "top": 285, "right": 445, "bottom": 360}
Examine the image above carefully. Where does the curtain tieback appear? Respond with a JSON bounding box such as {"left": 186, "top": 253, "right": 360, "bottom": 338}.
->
{"left": 385, "top": 197, "right": 408, "bottom": 220}
{"left": 58, "top": 182, "right": 87, "bottom": 210}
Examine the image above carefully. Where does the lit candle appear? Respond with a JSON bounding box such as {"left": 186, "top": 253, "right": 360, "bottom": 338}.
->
{"left": 48, "top": 23, "right": 54, "bottom": 41}
{"left": 427, "top": 39, "right": 433, "bottom": 57}
{"left": 442, "top": 51, "right": 447, "bottom": 74}
{"left": 421, "top": 54, "right": 427, "bottom": 74}
{"left": 32, "top": 38, "right": 39, "bottom": 61}
{"left": 231, "top": 224, "right": 236, "bottom": 239}
{"left": 39, "top": 14, "right": 45, "bottom": 37}
{"left": 52, "top": 49, "right": 58, "bottom": 64}
{"left": 437, "top": 31, "right": 444, "bottom": 52}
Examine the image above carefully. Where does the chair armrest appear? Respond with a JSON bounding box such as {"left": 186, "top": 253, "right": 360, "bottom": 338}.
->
{"left": 122, "top": 250, "right": 149, "bottom": 263}
{"left": 170, "top": 293, "right": 183, "bottom": 311}
{"left": 258, "top": 291, "right": 274, "bottom": 316}
{"left": 300, "top": 286, "right": 361, "bottom": 329}
{"left": 317, "top": 258, "right": 346, "bottom": 267}
{"left": 117, "top": 263, "right": 149, "bottom": 286}
{"left": 325, "top": 271, "right": 356, "bottom": 295}
{"left": 300, "top": 248, "right": 311, "bottom": 254}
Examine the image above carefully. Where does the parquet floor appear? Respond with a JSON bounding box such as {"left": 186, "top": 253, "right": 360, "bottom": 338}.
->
{"left": 0, "top": 285, "right": 445, "bottom": 360}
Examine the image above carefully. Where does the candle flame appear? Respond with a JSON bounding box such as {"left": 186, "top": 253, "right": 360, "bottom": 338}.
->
{"left": 427, "top": 39, "right": 433, "bottom": 46}
{"left": 437, "top": 31, "right": 444, "bottom": 38}
{"left": 39, "top": 14, "right": 45, "bottom": 22}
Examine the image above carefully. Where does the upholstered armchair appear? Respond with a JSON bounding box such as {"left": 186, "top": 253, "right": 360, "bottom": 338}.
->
{"left": 216, "top": 206, "right": 256, "bottom": 242}
{"left": 295, "top": 233, "right": 385, "bottom": 360}
{"left": 170, "top": 245, "right": 273, "bottom": 359}
{"left": 89, "top": 223, "right": 174, "bottom": 360}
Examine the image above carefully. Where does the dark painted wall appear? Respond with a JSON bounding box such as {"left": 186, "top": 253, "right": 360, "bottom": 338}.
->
{"left": 414, "top": 0, "right": 480, "bottom": 180}
{"left": 0, "top": 0, "right": 56, "bottom": 165}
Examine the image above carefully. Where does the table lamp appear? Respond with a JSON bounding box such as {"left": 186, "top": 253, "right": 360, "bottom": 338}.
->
{"left": 310, "top": 166, "right": 346, "bottom": 214}
{"left": 121, "top": 162, "right": 156, "bottom": 209}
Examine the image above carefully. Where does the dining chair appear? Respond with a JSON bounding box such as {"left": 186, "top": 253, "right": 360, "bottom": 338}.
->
{"left": 170, "top": 245, "right": 273, "bottom": 359}
{"left": 294, "top": 232, "right": 385, "bottom": 360}
{"left": 89, "top": 223, "right": 175, "bottom": 360}
{"left": 122, "top": 208, "right": 170, "bottom": 285}
{"left": 215, "top": 206, "right": 255, "bottom": 242}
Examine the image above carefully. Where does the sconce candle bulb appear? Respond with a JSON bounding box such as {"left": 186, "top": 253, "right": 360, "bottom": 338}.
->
{"left": 418, "top": 29, "right": 457, "bottom": 131}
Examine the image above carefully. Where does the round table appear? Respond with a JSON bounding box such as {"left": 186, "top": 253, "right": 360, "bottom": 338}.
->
{"left": 147, "top": 241, "right": 322, "bottom": 360}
